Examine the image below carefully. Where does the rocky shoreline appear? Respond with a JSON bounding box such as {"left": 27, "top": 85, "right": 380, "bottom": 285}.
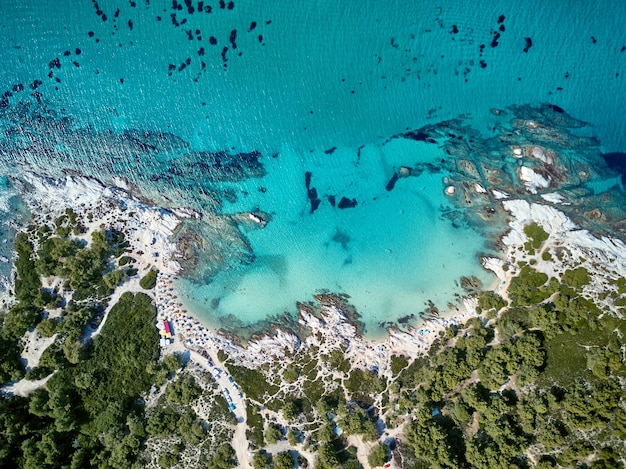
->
{"left": 5, "top": 105, "right": 626, "bottom": 379}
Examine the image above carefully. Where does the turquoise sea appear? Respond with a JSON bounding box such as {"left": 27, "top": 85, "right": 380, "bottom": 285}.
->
{"left": 0, "top": 1, "right": 625, "bottom": 334}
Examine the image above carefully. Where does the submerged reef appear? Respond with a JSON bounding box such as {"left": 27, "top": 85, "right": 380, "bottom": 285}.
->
{"left": 0, "top": 101, "right": 265, "bottom": 213}
{"left": 1, "top": 101, "right": 625, "bottom": 333}
{"left": 395, "top": 103, "right": 626, "bottom": 241}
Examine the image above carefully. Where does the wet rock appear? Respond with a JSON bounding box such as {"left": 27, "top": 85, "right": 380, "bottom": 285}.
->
{"left": 338, "top": 197, "right": 357, "bottom": 209}
{"left": 248, "top": 21, "right": 257, "bottom": 32}
{"left": 48, "top": 58, "right": 61, "bottom": 69}
{"left": 523, "top": 37, "right": 533, "bottom": 53}
{"left": 548, "top": 104, "right": 564, "bottom": 113}
{"left": 385, "top": 172, "right": 399, "bottom": 191}
{"left": 404, "top": 130, "right": 430, "bottom": 141}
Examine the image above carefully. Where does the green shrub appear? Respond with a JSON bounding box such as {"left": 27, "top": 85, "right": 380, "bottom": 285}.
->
{"left": 368, "top": 443, "right": 389, "bottom": 467}
{"left": 37, "top": 318, "right": 57, "bottom": 338}
{"left": 561, "top": 267, "right": 590, "bottom": 289}
{"left": 477, "top": 291, "right": 508, "bottom": 312}
{"left": 524, "top": 222, "right": 549, "bottom": 251}
{"left": 139, "top": 269, "right": 158, "bottom": 289}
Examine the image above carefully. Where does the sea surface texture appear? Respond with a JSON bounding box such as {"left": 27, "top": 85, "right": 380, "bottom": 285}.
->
{"left": 0, "top": 1, "right": 625, "bottom": 335}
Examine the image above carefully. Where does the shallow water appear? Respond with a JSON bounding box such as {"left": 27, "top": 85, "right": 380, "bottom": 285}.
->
{"left": 0, "top": 1, "right": 625, "bottom": 334}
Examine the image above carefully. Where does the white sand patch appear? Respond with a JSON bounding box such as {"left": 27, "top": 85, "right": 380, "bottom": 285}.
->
{"left": 492, "top": 189, "right": 510, "bottom": 200}
{"left": 530, "top": 146, "right": 554, "bottom": 165}
{"left": 20, "top": 329, "right": 57, "bottom": 370}
{"left": 474, "top": 183, "right": 487, "bottom": 194}
{"left": 519, "top": 166, "right": 551, "bottom": 194}
{"left": 540, "top": 192, "right": 567, "bottom": 204}
{"left": 1, "top": 373, "right": 54, "bottom": 397}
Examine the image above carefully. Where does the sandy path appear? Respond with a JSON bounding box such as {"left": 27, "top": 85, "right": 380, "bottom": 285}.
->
{"left": 1, "top": 373, "right": 54, "bottom": 397}
{"left": 167, "top": 342, "right": 251, "bottom": 467}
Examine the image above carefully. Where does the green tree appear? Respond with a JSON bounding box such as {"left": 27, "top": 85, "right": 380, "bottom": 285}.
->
{"left": 211, "top": 444, "right": 237, "bottom": 468}
{"left": 265, "top": 423, "right": 282, "bottom": 444}
{"left": 139, "top": 269, "right": 158, "bottom": 289}
{"left": 37, "top": 318, "right": 57, "bottom": 338}
{"left": 317, "top": 443, "right": 339, "bottom": 469}
{"left": 368, "top": 443, "right": 389, "bottom": 467}
{"left": 273, "top": 451, "right": 295, "bottom": 469}
{"left": 252, "top": 450, "right": 272, "bottom": 469}
{"left": 282, "top": 399, "right": 301, "bottom": 421}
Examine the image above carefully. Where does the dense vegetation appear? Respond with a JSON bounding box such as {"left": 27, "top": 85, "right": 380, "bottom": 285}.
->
{"left": 0, "top": 221, "right": 237, "bottom": 468}
{"left": 396, "top": 268, "right": 626, "bottom": 467}
{"left": 2, "top": 214, "right": 625, "bottom": 468}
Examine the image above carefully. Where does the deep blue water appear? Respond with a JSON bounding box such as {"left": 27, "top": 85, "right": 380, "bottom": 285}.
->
{"left": 0, "top": 1, "right": 625, "bottom": 334}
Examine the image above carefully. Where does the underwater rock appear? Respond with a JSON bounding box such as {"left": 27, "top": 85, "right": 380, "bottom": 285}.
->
{"left": 398, "top": 166, "right": 411, "bottom": 177}
{"left": 385, "top": 172, "right": 400, "bottom": 191}
{"left": 337, "top": 197, "right": 357, "bottom": 209}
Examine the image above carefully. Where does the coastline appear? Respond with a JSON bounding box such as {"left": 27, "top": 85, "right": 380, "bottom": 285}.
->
{"left": 7, "top": 102, "right": 626, "bottom": 381}
{"left": 6, "top": 170, "right": 495, "bottom": 378}
{"left": 10, "top": 163, "right": 625, "bottom": 378}
{"left": 4, "top": 121, "right": 626, "bottom": 467}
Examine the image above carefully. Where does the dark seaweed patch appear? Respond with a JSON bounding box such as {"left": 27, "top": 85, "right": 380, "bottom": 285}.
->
{"left": 338, "top": 197, "right": 357, "bottom": 209}
{"left": 385, "top": 172, "right": 399, "bottom": 191}
{"left": 601, "top": 152, "right": 626, "bottom": 183}
{"left": 523, "top": 37, "right": 533, "bottom": 53}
